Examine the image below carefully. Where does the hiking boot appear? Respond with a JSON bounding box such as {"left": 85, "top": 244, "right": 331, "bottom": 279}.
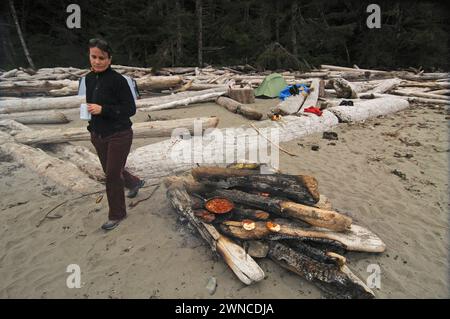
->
{"left": 127, "top": 180, "right": 145, "bottom": 198}
{"left": 101, "top": 219, "right": 122, "bottom": 231}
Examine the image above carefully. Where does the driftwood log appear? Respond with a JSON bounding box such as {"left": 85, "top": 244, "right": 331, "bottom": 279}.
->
{"left": 138, "top": 91, "right": 226, "bottom": 112}
{"left": 191, "top": 166, "right": 320, "bottom": 205}
{"left": 328, "top": 97, "right": 410, "bottom": 122}
{"left": 271, "top": 93, "right": 307, "bottom": 115}
{"left": 219, "top": 218, "right": 385, "bottom": 253}
{"left": 212, "top": 189, "right": 352, "bottom": 231}
{"left": 267, "top": 241, "right": 375, "bottom": 299}
{"left": 215, "top": 96, "right": 263, "bottom": 120}
{"left": 0, "top": 110, "right": 69, "bottom": 124}
{"left": 0, "top": 141, "right": 101, "bottom": 193}
{"left": 12, "top": 116, "right": 219, "bottom": 145}
{"left": 164, "top": 176, "right": 265, "bottom": 285}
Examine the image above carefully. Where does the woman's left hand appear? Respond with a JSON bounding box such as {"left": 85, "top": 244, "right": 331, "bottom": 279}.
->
{"left": 87, "top": 103, "right": 102, "bottom": 115}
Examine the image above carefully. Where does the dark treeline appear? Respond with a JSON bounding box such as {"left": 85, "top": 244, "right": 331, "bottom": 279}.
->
{"left": 0, "top": 0, "right": 448, "bottom": 71}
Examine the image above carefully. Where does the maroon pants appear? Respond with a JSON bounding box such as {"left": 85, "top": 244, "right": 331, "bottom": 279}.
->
{"left": 90, "top": 129, "right": 140, "bottom": 220}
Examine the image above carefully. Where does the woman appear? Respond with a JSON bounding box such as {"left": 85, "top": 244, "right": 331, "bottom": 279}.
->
{"left": 86, "top": 38, "right": 144, "bottom": 231}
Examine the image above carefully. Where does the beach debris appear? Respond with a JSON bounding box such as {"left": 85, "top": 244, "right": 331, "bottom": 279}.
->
{"left": 391, "top": 169, "right": 407, "bottom": 180}
{"left": 311, "top": 145, "right": 320, "bottom": 151}
{"left": 322, "top": 131, "right": 338, "bottom": 140}
{"left": 206, "top": 277, "right": 217, "bottom": 295}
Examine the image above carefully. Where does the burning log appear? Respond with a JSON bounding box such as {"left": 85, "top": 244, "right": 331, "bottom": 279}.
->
{"left": 212, "top": 189, "right": 352, "bottom": 231}
{"left": 191, "top": 166, "right": 320, "bottom": 205}
{"left": 219, "top": 218, "right": 385, "bottom": 253}
{"left": 267, "top": 242, "right": 375, "bottom": 299}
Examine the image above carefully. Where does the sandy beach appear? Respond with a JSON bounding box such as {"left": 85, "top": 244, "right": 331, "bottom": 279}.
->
{"left": 0, "top": 98, "right": 448, "bottom": 299}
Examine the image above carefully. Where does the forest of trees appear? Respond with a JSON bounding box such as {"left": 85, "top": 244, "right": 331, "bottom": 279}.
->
{"left": 0, "top": 0, "right": 448, "bottom": 72}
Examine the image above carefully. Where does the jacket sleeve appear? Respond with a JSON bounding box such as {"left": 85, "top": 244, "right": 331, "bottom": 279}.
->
{"left": 100, "top": 76, "right": 136, "bottom": 119}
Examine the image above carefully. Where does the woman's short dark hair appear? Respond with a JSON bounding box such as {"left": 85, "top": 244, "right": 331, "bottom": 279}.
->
{"left": 89, "top": 38, "right": 112, "bottom": 58}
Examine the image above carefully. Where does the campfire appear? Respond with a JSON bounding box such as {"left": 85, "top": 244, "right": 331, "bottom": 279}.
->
{"left": 165, "top": 164, "right": 386, "bottom": 299}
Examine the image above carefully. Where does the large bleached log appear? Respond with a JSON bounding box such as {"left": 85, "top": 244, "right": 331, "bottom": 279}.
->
{"left": 360, "top": 93, "right": 450, "bottom": 105}
{"left": 46, "top": 144, "right": 104, "bottom": 182}
{"left": 365, "top": 78, "right": 402, "bottom": 94}
{"left": 12, "top": 116, "right": 219, "bottom": 145}
{"left": 191, "top": 166, "right": 320, "bottom": 205}
{"left": 165, "top": 177, "right": 265, "bottom": 285}
{"left": 0, "top": 120, "right": 104, "bottom": 181}
{"left": 138, "top": 91, "right": 226, "bottom": 112}
{"left": 0, "top": 95, "right": 84, "bottom": 114}
{"left": 396, "top": 72, "right": 449, "bottom": 82}
{"left": 320, "top": 64, "right": 388, "bottom": 75}
{"left": 215, "top": 96, "right": 263, "bottom": 120}
{"left": 428, "top": 89, "right": 450, "bottom": 95}
{"left": 267, "top": 241, "right": 375, "bottom": 299}
{"left": 213, "top": 189, "right": 352, "bottom": 231}
{"left": 111, "top": 64, "right": 153, "bottom": 73}
{"left": 127, "top": 111, "right": 339, "bottom": 182}
{"left": 136, "top": 75, "right": 183, "bottom": 91}
{"left": 271, "top": 94, "right": 307, "bottom": 115}
{"left": 0, "top": 110, "right": 69, "bottom": 124}
{"left": 398, "top": 81, "right": 450, "bottom": 89}
{"left": 0, "top": 141, "right": 101, "bottom": 193}
{"left": 328, "top": 97, "right": 410, "bottom": 122}
{"left": 391, "top": 89, "right": 450, "bottom": 101}
{"left": 0, "top": 79, "right": 78, "bottom": 97}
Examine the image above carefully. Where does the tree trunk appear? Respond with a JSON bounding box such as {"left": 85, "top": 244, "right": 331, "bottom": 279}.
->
{"left": 9, "top": 0, "right": 35, "bottom": 70}
{"left": 196, "top": 0, "right": 203, "bottom": 67}
{"left": 191, "top": 166, "right": 320, "bottom": 205}
{"left": 365, "top": 78, "right": 401, "bottom": 94}
{"left": 215, "top": 96, "right": 263, "bottom": 120}
{"left": 331, "top": 78, "right": 359, "bottom": 98}
{"left": 0, "top": 79, "right": 78, "bottom": 97}
{"left": 175, "top": 0, "right": 183, "bottom": 65}
{"left": 228, "top": 87, "right": 255, "bottom": 104}
{"left": 212, "top": 189, "right": 352, "bottom": 231}
{"left": 291, "top": 2, "right": 298, "bottom": 57}
{"left": 13, "top": 116, "right": 220, "bottom": 145}
{"left": 165, "top": 177, "right": 265, "bottom": 285}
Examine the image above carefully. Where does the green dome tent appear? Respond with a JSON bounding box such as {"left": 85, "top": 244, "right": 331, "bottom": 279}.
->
{"left": 254, "top": 73, "right": 288, "bottom": 98}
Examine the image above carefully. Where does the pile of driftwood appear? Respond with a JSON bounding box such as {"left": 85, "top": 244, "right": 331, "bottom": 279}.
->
{"left": 165, "top": 165, "right": 386, "bottom": 299}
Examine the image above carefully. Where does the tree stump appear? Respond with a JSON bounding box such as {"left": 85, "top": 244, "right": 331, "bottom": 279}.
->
{"left": 228, "top": 87, "right": 255, "bottom": 104}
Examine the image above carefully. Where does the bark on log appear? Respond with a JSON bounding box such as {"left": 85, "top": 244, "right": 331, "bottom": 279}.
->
{"left": 165, "top": 177, "right": 265, "bottom": 285}
{"left": 328, "top": 97, "right": 410, "bottom": 123}
{"left": 233, "top": 206, "right": 270, "bottom": 221}
{"left": 136, "top": 75, "right": 183, "bottom": 91}
{"left": 13, "top": 116, "right": 219, "bottom": 145}
{"left": 267, "top": 241, "right": 375, "bottom": 299}
{"left": 215, "top": 96, "right": 263, "bottom": 120}
{"left": 228, "top": 87, "right": 255, "bottom": 104}
{"left": 0, "top": 141, "right": 101, "bottom": 193}
{"left": 191, "top": 166, "right": 320, "bottom": 205}
{"left": 138, "top": 92, "right": 226, "bottom": 112}
{"left": 212, "top": 189, "right": 352, "bottom": 231}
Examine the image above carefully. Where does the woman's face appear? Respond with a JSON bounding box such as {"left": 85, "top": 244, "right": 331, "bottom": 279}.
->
{"left": 89, "top": 47, "right": 111, "bottom": 73}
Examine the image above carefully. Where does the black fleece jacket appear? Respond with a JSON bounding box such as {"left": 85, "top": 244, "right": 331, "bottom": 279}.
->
{"left": 85, "top": 66, "right": 136, "bottom": 137}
